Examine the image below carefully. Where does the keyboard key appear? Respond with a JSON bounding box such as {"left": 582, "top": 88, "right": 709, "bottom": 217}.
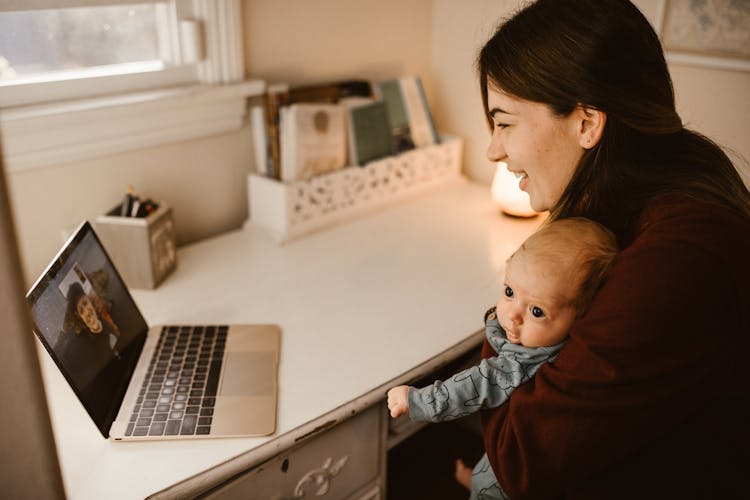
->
{"left": 188, "top": 398, "right": 201, "bottom": 406}
{"left": 205, "top": 361, "right": 221, "bottom": 396}
{"left": 174, "top": 394, "right": 187, "bottom": 402}
{"left": 148, "top": 422, "right": 166, "bottom": 436}
{"left": 140, "top": 408, "right": 154, "bottom": 418}
{"left": 202, "top": 397, "right": 215, "bottom": 408}
{"left": 200, "top": 407, "right": 214, "bottom": 417}
{"left": 169, "top": 411, "right": 184, "bottom": 420}
{"left": 186, "top": 406, "right": 200, "bottom": 414}
{"left": 126, "top": 423, "right": 135, "bottom": 436}
{"left": 198, "top": 416, "right": 212, "bottom": 426}
{"left": 157, "top": 404, "right": 170, "bottom": 412}
{"left": 196, "top": 426, "right": 211, "bottom": 435}
{"left": 137, "top": 417, "right": 151, "bottom": 427}
{"left": 165, "top": 420, "right": 181, "bottom": 435}
{"left": 172, "top": 402, "right": 186, "bottom": 411}
{"left": 153, "top": 413, "right": 168, "bottom": 422}
{"left": 180, "top": 415, "right": 197, "bottom": 435}
{"left": 133, "top": 426, "right": 149, "bottom": 436}
{"left": 142, "top": 400, "right": 156, "bottom": 409}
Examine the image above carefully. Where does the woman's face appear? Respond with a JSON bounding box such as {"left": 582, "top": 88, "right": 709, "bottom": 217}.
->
{"left": 486, "top": 85, "right": 585, "bottom": 212}
{"left": 76, "top": 295, "right": 102, "bottom": 333}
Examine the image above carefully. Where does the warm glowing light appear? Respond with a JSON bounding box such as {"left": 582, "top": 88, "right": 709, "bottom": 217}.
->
{"left": 490, "top": 162, "right": 537, "bottom": 217}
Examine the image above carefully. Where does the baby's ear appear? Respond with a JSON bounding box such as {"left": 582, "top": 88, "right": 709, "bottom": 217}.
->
{"left": 575, "top": 105, "right": 606, "bottom": 149}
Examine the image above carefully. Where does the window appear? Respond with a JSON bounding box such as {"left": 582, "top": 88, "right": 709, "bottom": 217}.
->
{"left": 0, "top": 1, "right": 200, "bottom": 107}
{"left": 0, "top": 0, "right": 263, "bottom": 172}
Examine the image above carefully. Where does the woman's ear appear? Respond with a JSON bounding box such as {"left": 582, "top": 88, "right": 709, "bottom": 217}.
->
{"left": 576, "top": 105, "right": 606, "bottom": 149}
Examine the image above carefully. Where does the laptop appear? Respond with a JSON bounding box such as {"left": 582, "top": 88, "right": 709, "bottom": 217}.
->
{"left": 27, "top": 220, "right": 281, "bottom": 441}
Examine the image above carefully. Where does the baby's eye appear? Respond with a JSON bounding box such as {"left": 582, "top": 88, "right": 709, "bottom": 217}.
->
{"left": 504, "top": 286, "right": 514, "bottom": 298}
{"left": 531, "top": 306, "right": 545, "bottom": 318}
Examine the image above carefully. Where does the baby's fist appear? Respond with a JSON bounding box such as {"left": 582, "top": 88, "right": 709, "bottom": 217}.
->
{"left": 387, "top": 385, "right": 410, "bottom": 418}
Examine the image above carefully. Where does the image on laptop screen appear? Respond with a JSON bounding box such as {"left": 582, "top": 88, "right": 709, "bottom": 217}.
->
{"left": 27, "top": 224, "right": 147, "bottom": 436}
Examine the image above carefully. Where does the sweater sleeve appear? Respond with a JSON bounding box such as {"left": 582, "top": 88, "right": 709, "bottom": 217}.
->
{"left": 408, "top": 314, "right": 564, "bottom": 423}
{"left": 481, "top": 200, "right": 750, "bottom": 499}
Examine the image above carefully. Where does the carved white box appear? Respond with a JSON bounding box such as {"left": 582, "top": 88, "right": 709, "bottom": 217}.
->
{"left": 247, "top": 135, "right": 463, "bottom": 243}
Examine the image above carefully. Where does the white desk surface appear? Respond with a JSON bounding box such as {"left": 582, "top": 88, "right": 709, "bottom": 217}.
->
{"left": 38, "top": 178, "right": 542, "bottom": 499}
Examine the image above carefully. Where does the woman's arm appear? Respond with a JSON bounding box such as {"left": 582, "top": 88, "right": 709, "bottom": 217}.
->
{"left": 481, "top": 200, "right": 750, "bottom": 499}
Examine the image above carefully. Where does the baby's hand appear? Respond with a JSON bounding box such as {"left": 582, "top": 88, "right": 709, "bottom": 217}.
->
{"left": 387, "top": 385, "right": 410, "bottom": 418}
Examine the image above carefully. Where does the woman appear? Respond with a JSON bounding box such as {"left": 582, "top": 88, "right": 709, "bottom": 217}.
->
{"left": 476, "top": 0, "right": 750, "bottom": 498}
{"left": 65, "top": 281, "right": 121, "bottom": 358}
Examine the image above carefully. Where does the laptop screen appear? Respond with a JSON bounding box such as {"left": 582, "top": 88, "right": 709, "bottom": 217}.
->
{"left": 27, "top": 221, "right": 148, "bottom": 437}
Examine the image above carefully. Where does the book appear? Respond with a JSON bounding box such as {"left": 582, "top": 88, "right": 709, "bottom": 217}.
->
{"left": 374, "top": 79, "right": 415, "bottom": 154}
{"left": 398, "top": 76, "right": 440, "bottom": 147}
{"left": 250, "top": 105, "right": 271, "bottom": 176}
{"left": 287, "top": 79, "right": 372, "bottom": 104}
{"left": 262, "top": 80, "right": 373, "bottom": 180}
{"left": 279, "top": 103, "right": 347, "bottom": 183}
{"left": 347, "top": 100, "right": 393, "bottom": 166}
{"left": 263, "top": 83, "right": 291, "bottom": 180}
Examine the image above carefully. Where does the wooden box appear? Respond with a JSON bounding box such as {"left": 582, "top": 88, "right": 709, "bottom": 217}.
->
{"left": 94, "top": 203, "right": 177, "bottom": 289}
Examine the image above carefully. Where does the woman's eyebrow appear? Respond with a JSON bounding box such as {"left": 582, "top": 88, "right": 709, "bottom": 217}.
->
{"left": 489, "top": 107, "right": 513, "bottom": 118}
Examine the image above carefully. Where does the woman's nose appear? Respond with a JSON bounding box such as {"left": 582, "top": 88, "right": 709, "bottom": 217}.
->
{"left": 486, "top": 132, "right": 507, "bottom": 162}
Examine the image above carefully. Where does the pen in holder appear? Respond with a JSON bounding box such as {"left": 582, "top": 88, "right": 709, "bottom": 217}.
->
{"left": 94, "top": 199, "right": 177, "bottom": 289}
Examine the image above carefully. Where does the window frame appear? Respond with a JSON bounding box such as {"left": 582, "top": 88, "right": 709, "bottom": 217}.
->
{"left": 0, "top": 0, "right": 260, "bottom": 173}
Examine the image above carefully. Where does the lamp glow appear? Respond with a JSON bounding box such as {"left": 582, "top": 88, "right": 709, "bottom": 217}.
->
{"left": 490, "top": 162, "right": 537, "bottom": 217}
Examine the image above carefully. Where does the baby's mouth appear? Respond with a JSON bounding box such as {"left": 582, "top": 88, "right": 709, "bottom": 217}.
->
{"left": 504, "top": 327, "right": 520, "bottom": 343}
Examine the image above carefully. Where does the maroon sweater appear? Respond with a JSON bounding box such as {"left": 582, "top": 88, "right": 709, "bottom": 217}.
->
{"left": 481, "top": 195, "right": 750, "bottom": 499}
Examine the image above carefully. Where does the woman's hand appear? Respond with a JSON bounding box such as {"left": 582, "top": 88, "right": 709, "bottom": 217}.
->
{"left": 386, "top": 385, "right": 410, "bottom": 418}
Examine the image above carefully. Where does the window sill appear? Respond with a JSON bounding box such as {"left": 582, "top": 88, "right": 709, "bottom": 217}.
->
{"left": 0, "top": 79, "right": 265, "bottom": 173}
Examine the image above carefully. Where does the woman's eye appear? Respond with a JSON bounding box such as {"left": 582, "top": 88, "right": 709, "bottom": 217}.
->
{"left": 531, "top": 306, "right": 545, "bottom": 318}
{"left": 494, "top": 123, "right": 508, "bottom": 130}
{"left": 504, "top": 286, "right": 514, "bottom": 298}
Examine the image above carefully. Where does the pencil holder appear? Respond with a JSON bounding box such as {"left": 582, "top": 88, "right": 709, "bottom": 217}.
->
{"left": 247, "top": 135, "right": 463, "bottom": 243}
{"left": 94, "top": 204, "right": 177, "bottom": 288}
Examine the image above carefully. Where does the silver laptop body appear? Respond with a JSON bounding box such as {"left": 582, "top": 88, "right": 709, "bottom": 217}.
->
{"left": 27, "top": 221, "right": 280, "bottom": 441}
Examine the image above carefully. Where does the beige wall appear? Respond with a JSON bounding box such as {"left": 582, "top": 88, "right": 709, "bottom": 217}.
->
{"left": 243, "top": 0, "right": 434, "bottom": 89}
{"left": 4, "top": 0, "right": 749, "bottom": 285}
{"left": 430, "top": 0, "right": 750, "bottom": 184}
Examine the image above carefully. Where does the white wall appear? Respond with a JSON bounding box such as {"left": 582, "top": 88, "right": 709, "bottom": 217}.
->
{"left": 430, "top": 0, "right": 750, "bottom": 185}
{"left": 4, "top": 0, "right": 748, "bottom": 285}
{"left": 6, "top": 0, "right": 436, "bottom": 285}
{"left": 7, "top": 125, "right": 255, "bottom": 286}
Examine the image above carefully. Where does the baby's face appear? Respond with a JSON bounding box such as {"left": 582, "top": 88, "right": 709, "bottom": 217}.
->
{"left": 496, "top": 251, "right": 577, "bottom": 347}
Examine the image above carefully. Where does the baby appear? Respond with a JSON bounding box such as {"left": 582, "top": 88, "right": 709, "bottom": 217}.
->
{"left": 387, "top": 217, "right": 618, "bottom": 499}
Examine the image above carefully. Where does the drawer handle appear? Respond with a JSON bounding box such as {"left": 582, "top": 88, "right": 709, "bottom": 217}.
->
{"left": 292, "top": 456, "right": 349, "bottom": 497}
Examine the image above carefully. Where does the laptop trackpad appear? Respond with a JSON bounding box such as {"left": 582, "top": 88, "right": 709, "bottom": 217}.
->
{"left": 219, "top": 351, "right": 276, "bottom": 396}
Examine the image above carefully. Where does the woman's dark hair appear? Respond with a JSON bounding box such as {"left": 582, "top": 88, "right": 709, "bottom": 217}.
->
{"left": 478, "top": 0, "right": 750, "bottom": 244}
{"left": 65, "top": 282, "right": 88, "bottom": 334}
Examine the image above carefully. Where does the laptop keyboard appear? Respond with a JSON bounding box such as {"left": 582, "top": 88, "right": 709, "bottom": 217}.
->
{"left": 125, "top": 325, "right": 227, "bottom": 437}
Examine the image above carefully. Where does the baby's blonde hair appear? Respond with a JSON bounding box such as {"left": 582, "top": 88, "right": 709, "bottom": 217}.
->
{"left": 510, "top": 217, "right": 618, "bottom": 316}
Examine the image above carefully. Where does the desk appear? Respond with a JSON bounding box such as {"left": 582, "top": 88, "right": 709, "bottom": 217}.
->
{"left": 38, "top": 178, "right": 542, "bottom": 499}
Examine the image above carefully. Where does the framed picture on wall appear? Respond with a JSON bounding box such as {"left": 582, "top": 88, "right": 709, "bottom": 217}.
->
{"left": 654, "top": 0, "right": 750, "bottom": 72}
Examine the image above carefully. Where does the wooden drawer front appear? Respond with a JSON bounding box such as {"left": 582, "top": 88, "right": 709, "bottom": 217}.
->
{"left": 205, "top": 405, "right": 382, "bottom": 499}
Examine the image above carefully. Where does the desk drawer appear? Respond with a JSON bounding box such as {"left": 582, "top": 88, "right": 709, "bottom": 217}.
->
{"left": 203, "top": 405, "right": 383, "bottom": 499}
